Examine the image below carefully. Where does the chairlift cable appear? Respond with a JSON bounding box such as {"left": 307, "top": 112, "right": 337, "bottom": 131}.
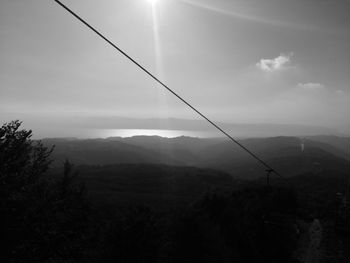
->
{"left": 52, "top": 0, "right": 282, "bottom": 178}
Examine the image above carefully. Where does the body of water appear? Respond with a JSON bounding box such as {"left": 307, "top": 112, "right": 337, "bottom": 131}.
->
{"left": 98, "top": 129, "right": 218, "bottom": 138}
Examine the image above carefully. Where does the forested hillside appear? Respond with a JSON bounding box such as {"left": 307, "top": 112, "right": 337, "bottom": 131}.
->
{"left": 3, "top": 121, "right": 350, "bottom": 263}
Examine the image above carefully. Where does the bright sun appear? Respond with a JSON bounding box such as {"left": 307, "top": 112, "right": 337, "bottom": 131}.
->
{"left": 147, "top": 0, "right": 158, "bottom": 5}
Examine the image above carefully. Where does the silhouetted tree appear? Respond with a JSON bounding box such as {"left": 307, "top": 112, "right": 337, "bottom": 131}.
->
{"left": 0, "top": 120, "right": 53, "bottom": 187}
{"left": 0, "top": 121, "right": 311, "bottom": 263}
{"left": 0, "top": 121, "right": 90, "bottom": 263}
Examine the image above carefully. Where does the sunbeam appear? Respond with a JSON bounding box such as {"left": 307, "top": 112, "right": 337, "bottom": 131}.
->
{"left": 147, "top": 0, "right": 159, "bottom": 5}
{"left": 149, "top": 0, "right": 169, "bottom": 120}
{"left": 177, "top": 0, "right": 323, "bottom": 32}
{"left": 178, "top": 0, "right": 288, "bottom": 26}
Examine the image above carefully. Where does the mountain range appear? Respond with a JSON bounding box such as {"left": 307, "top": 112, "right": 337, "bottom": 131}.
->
{"left": 43, "top": 135, "right": 350, "bottom": 180}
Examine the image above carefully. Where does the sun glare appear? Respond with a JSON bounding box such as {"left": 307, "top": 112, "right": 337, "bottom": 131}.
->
{"left": 100, "top": 129, "right": 201, "bottom": 138}
{"left": 147, "top": 0, "right": 158, "bottom": 5}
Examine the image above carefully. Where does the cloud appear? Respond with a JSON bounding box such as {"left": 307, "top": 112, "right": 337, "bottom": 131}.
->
{"left": 297, "top": 82, "right": 325, "bottom": 90}
{"left": 256, "top": 53, "right": 293, "bottom": 72}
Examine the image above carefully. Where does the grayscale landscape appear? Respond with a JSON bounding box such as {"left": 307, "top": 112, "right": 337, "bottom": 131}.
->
{"left": 1, "top": 0, "right": 350, "bottom": 262}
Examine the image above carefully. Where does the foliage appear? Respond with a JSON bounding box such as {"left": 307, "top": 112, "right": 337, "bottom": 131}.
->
{"left": 2, "top": 120, "right": 346, "bottom": 263}
{"left": 0, "top": 120, "right": 53, "bottom": 187}
{"left": 0, "top": 121, "right": 90, "bottom": 263}
{"left": 164, "top": 187, "right": 298, "bottom": 263}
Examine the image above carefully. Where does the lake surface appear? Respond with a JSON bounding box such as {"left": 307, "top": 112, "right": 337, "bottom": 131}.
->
{"left": 35, "top": 128, "right": 220, "bottom": 139}
{"left": 97, "top": 129, "right": 219, "bottom": 138}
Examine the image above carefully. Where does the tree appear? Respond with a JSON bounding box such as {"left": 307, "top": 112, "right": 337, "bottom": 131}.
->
{"left": 0, "top": 120, "right": 53, "bottom": 188}
{"left": 0, "top": 121, "right": 90, "bottom": 263}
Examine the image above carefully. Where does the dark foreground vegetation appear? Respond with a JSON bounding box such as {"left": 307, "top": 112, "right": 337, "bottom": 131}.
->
{"left": 1, "top": 121, "right": 350, "bottom": 262}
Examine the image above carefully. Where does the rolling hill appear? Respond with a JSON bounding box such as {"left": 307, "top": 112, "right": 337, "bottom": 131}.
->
{"left": 43, "top": 135, "right": 350, "bottom": 179}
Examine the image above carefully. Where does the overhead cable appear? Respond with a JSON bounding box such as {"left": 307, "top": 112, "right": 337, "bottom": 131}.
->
{"left": 52, "top": 0, "right": 282, "bottom": 177}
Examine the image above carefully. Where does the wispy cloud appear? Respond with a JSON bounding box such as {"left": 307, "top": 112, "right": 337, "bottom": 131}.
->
{"left": 256, "top": 53, "right": 293, "bottom": 72}
{"left": 178, "top": 0, "right": 331, "bottom": 33}
{"left": 297, "top": 82, "right": 325, "bottom": 90}
{"left": 180, "top": 0, "right": 276, "bottom": 25}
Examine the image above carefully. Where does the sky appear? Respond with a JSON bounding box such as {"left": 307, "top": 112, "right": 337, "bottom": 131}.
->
{"left": 1, "top": 0, "right": 350, "bottom": 137}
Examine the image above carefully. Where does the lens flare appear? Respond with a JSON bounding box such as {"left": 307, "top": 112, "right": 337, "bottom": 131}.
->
{"left": 147, "top": 0, "right": 168, "bottom": 119}
{"left": 147, "top": 0, "right": 158, "bottom": 5}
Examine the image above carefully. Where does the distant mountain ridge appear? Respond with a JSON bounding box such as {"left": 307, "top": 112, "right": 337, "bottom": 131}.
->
{"left": 80, "top": 117, "right": 339, "bottom": 136}
{"left": 43, "top": 135, "right": 350, "bottom": 179}
{"left": 33, "top": 117, "right": 343, "bottom": 139}
{"left": 306, "top": 135, "right": 350, "bottom": 157}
